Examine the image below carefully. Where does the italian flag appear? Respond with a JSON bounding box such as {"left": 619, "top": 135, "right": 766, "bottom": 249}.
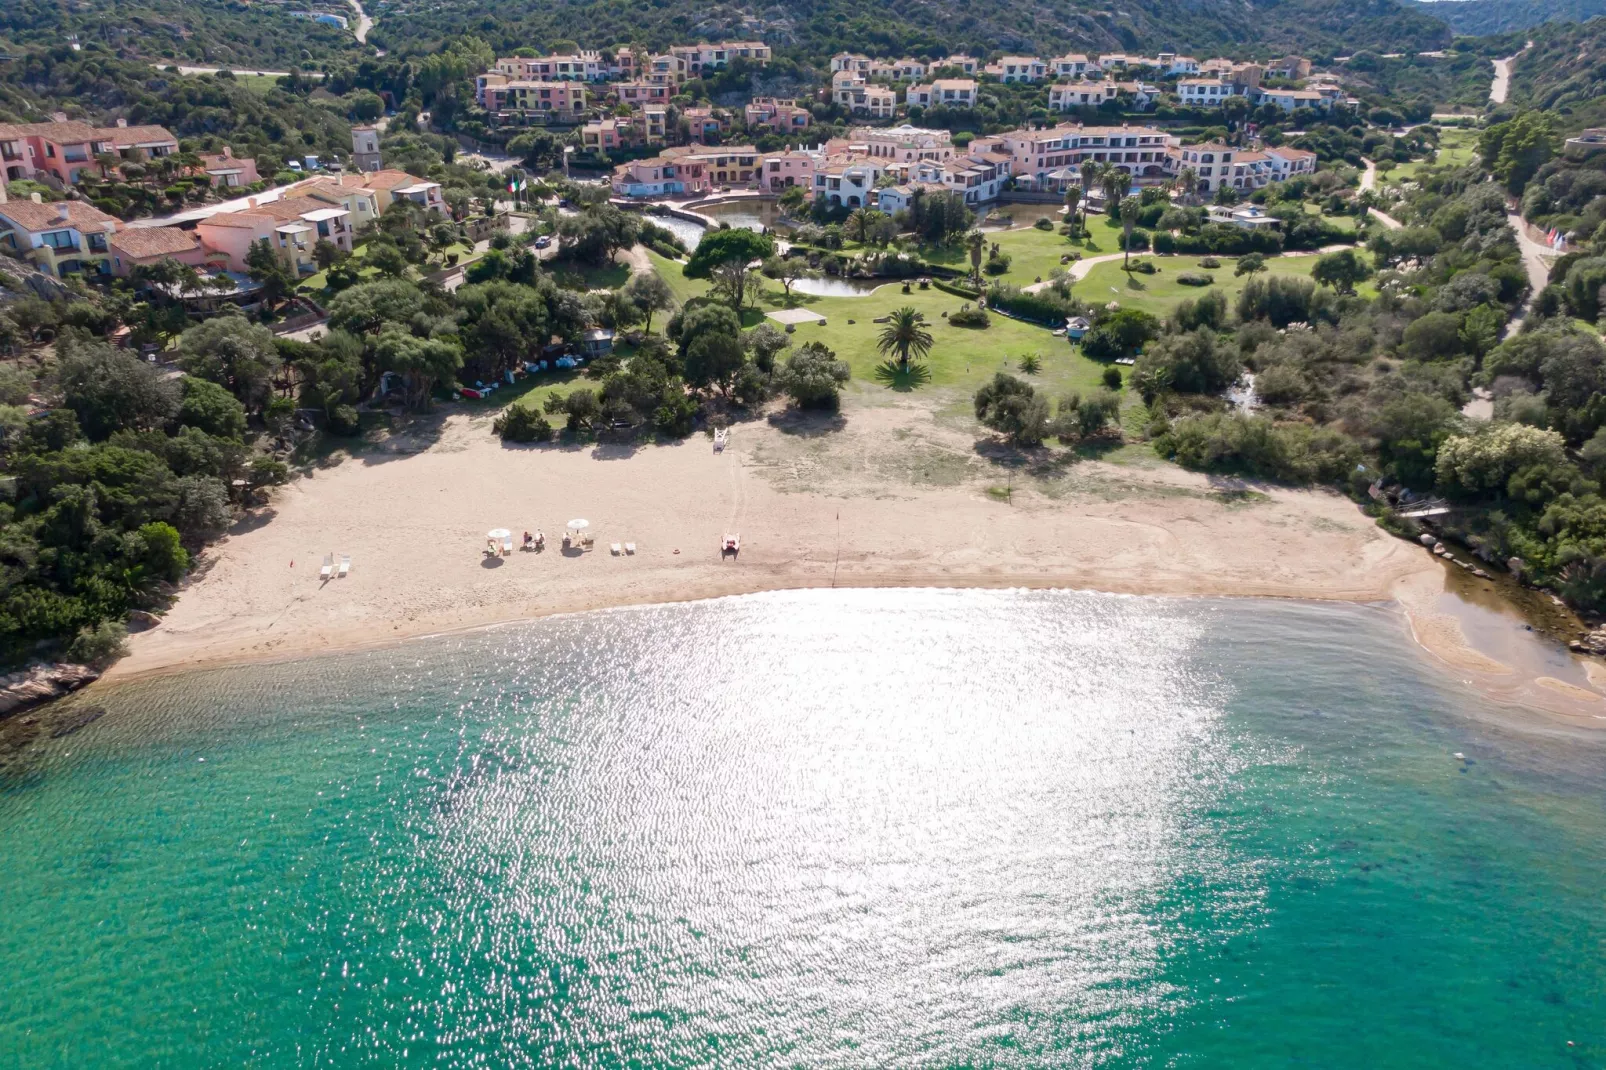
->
{"left": 507, "top": 176, "right": 526, "bottom": 194}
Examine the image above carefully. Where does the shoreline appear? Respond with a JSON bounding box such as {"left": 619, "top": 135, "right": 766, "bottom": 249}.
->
{"left": 96, "top": 407, "right": 1606, "bottom": 725}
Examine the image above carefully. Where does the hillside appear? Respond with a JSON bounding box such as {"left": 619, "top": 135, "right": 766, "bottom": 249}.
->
{"left": 1506, "top": 17, "right": 1606, "bottom": 129}
{"left": 0, "top": 0, "right": 362, "bottom": 69}
{"left": 366, "top": 0, "right": 1452, "bottom": 62}
{"left": 1406, "top": 0, "right": 1606, "bottom": 36}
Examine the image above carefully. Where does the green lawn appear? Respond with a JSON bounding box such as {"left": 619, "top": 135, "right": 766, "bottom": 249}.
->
{"left": 1075, "top": 254, "right": 1324, "bottom": 321}
{"left": 644, "top": 249, "right": 709, "bottom": 306}
{"left": 1390, "top": 129, "right": 1479, "bottom": 182}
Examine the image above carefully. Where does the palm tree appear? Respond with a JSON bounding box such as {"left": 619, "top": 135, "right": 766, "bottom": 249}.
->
{"left": 876, "top": 306, "right": 934, "bottom": 371}
{"left": 1118, "top": 197, "right": 1140, "bottom": 269}
{"left": 1176, "top": 166, "right": 1198, "bottom": 206}
{"left": 965, "top": 230, "right": 985, "bottom": 282}
{"left": 845, "top": 207, "right": 870, "bottom": 243}
{"left": 1077, "top": 160, "right": 1102, "bottom": 229}
{"left": 1062, "top": 183, "right": 1082, "bottom": 234}
{"left": 1101, "top": 169, "right": 1128, "bottom": 222}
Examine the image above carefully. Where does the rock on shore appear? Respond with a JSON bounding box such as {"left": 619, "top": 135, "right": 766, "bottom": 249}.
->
{"left": 0, "top": 664, "right": 101, "bottom": 717}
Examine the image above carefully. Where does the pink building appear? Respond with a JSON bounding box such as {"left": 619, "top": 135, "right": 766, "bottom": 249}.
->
{"left": 744, "top": 98, "right": 812, "bottom": 133}
{"left": 760, "top": 150, "right": 819, "bottom": 192}
{"left": 108, "top": 226, "right": 211, "bottom": 277}
{"left": 611, "top": 156, "right": 710, "bottom": 197}
{"left": 198, "top": 147, "right": 260, "bottom": 189}
{"left": 0, "top": 119, "right": 178, "bottom": 184}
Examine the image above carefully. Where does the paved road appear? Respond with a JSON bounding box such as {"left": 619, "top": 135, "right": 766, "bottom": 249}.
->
{"left": 347, "top": 0, "right": 374, "bottom": 43}
{"left": 1490, "top": 41, "right": 1531, "bottom": 104}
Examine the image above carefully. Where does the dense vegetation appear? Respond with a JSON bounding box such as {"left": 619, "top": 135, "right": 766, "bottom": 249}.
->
{"left": 366, "top": 0, "right": 1451, "bottom": 65}
{"left": 0, "top": 0, "right": 361, "bottom": 68}
{"left": 1505, "top": 17, "right": 1606, "bottom": 132}
{"left": 1405, "top": 0, "right": 1606, "bottom": 36}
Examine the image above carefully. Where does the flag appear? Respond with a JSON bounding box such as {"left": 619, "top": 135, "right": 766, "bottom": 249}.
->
{"left": 506, "top": 176, "right": 525, "bottom": 194}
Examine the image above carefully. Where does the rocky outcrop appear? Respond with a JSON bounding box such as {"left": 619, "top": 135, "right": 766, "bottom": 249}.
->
{"left": 0, "top": 664, "right": 101, "bottom": 717}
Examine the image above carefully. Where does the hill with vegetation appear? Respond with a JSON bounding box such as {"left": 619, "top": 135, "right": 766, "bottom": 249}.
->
{"left": 0, "top": 0, "right": 361, "bottom": 69}
{"left": 1504, "top": 17, "right": 1606, "bottom": 130}
{"left": 1407, "top": 0, "right": 1606, "bottom": 36}
{"left": 367, "top": 0, "right": 1451, "bottom": 63}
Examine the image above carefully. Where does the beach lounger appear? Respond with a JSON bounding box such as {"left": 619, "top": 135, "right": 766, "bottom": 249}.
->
{"left": 624, "top": 542, "right": 636, "bottom": 555}
{"left": 319, "top": 553, "right": 334, "bottom": 579}
{"left": 502, "top": 536, "right": 513, "bottom": 556}
{"left": 610, "top": 543, "right": 622, "bottom": 556}
{"left": 338, "top": 554, "right": 351, "bottom": 577}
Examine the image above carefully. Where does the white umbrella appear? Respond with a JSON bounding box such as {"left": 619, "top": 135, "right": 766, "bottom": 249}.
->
{"left": 487, "top": 528, "right": 511, "bottom": 540}
{"left": 566, "top": 519, "right": 590, "bottom": 531}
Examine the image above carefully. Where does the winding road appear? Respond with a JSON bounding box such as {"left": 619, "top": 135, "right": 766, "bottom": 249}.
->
{"left": 1489, "top": 41, "right": 1531, "bottom": 105}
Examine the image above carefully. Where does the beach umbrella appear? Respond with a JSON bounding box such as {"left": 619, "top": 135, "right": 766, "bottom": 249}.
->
{"left": 487, "top": 528, "right": 511, "bottom": 540}
{"left": 567, "top": 519, "right": 590, "bottom": 531}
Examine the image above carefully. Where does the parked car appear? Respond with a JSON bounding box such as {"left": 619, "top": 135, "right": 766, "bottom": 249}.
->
{"left": 533, "top": 235, "right": 552, "bottom": 249}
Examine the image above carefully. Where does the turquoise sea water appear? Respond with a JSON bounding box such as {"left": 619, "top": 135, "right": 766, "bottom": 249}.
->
{"left": 2, "top": 589, "right": 1604, "bottom": 1068}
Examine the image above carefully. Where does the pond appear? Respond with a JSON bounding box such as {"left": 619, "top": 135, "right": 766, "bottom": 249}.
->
{"left": 790, "top": 276, "right": 895, "bottom": 297}
{"left": 641, "top": 199, "right": 787, "bottom": 251}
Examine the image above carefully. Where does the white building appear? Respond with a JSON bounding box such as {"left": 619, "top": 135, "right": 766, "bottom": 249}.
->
{"left": 813, "top": 156, "right": 886, "bottom": 207}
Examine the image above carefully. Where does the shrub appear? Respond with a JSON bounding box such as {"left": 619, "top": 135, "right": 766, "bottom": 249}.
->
{"left": 326, "top": 404, "right": 362, "bottom": 436}
{"left": 974, "top": 373, "right": 1049, "bottom": 445}
{"left": 1102, "top": 366, "right": 1123, "bottom": 390}
{"left": 1177, "top": 272, "right": 1215, "bottom": 287}
{"left": 779, "top": 342, "right": 850, "bottom": 411}
{"left": 1127, "top": 258, "right": 1158, "bottom": 275}
{"left": 1157, "top": 412, "right": 1361, "bottom": 483}
{"left": 1033, "top": 217, "right": 1055, "bottom": 231}
{"left": 950, "top": 306, "right": 991, "bottom": 328}
{"left": 988, "top": 284, "right": 1081, "bottom": 326}
{"left": 494, "top": 404, "right": 555, "bottom": 442}
{"left": 983, "top": 249, "right": 1012, "bottom": 275}
{"left": 67, "top": 621, "right": 128, "bottom": 667}
{"left": 1199, "top": 257, "right": 1222, "bottom": 269}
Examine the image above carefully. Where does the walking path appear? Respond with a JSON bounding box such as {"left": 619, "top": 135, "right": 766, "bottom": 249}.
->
{"left": 1490, "top": 41, "right": 1531, "bottom": 104}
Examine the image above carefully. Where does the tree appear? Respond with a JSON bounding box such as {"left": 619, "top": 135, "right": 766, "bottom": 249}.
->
{"left": 1311, "top": 249, "right": 1371, "bottom": 295}
{"left": 372, "top": 325, "right": 462, "bottom": 410}
{"left": 778, "top": 342, "right": 850, "bottom": 411}
{"left": 1235, "top": 252, "right": 1267, "bottom": 279}
{"left": 1101, "top": 169, "right": 1128, "bottom": 226}
{"left": 366, "top": 239, "right": 411, "bottom": 279}
{"left": 312, "top": 238, "right": 347, "bottom": 271}
{"left": 1132, "top": 327, "right": 1241, "bottom": 400}
{"left": 778, "top": 185, "right": 808, "bottom": 214}
{"left": 55, "top": 337, "right": 180, "bottom": 441}
{"left": 744, "top": 323, "right": 791, "bottom": 374}
{"left": 327, "top": 279, "right": 426, "bottom": 335}
{"left": 557, "top": 203, "right": 643, "bottom": 264}
{"left": 684, "top": 331, "right": 747, "bottom": 396}
{"left": 974, "top": 372, "right": 1050, "bottom": 446}
{"left": 1063, "top": 183, "right": 1083, "bottom": 233}
{"left": 1436, "top": 423, "right": 1568, "bottom": 497}
{"left": 684, "top": 229, "right": 775, "bottom": 311}
{"left": 244, "top": 238, "right": 296, "bottom": 309}
{"left": 1079, "top": 160, "right": 1104, "bottom": 228}
{"left": 966, "top": 230, "right": 985, "bottom": 282}
{"left": 1118, "top": 196, "right": 1141, "bottom": 267}
{"left": 1176, "top": 166, "right": 1198, "bottom": 206}
{"left": 621, "top": 270, "right": 678, "bottom": 334}
{"left": 177, "top": 377, "right": 248, "bottom": 440}
{"left": 876, "top": 307, "right": 934, "bottom": 372}
{"left": 1402, "top": 310, "right": 1466, "bottom": 361}
{"left": 175, "top": 314, "right": 283, "bottom": 412}
{"left": 761, "top": 255, "right": 816, "bottom": 303}
{"left": 1479, "top": 111, "right": 1557, "bottom": 196}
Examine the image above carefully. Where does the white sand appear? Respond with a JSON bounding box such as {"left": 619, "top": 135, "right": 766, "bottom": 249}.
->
{"left": 108, "top": 401, "right": 1450, "bottom": 681}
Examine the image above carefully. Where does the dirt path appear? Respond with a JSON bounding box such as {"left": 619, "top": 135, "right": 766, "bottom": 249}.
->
{"left": 1490, "top": 41, "right": 1531, "bottom": 104}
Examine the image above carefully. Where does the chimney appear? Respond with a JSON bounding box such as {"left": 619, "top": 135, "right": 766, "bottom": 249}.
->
{"left": 30, "top": 192, "right": 43, "bottom": 204}
{"left": 51, "top": 111, "right": 68, "bottom": 123}
{"left": 116, "top": 117, "right": 128, "bottom": 128}
{"left": 222, "top": 146, "right": 233, "bottom": 159}
{"left": 246, "top": 196, "right": 257, "bottom": 208}
{"left": 56, "top": 203, "right": 70, "bottom": 223}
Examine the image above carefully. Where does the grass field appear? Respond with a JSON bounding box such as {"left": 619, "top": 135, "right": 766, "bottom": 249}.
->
{"left": 1390, "top": 129, "right": 1479, "bottom": 182}
{"left": 1075, "top": 254, "right": 1325, "bottom": 320}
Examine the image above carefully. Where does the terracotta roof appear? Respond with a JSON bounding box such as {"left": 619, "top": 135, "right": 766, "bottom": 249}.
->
{"left": 101, "top": 125, "right": 178, "bottom": 147}
{"left": 199, "top": 211, "right": 277, "bottom": 230}
{"left": 109, "top": 227, "right": 201, "bottom": 259}
{"left": 0, "top": 199, "right": 119, "bottom": 233}
{"left": 337, "top": 169, "right": 434, "bottom": 191}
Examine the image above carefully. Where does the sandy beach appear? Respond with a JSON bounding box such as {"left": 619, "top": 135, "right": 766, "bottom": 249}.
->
{"left": 103, "top": 399, "right": 1606, "bottom": 721}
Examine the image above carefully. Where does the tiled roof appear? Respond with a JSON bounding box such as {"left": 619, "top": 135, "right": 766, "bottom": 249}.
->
{"left": 102, "top": 125, "right": 178, "bottom": 147}
{"left": 199, "top": 211, "right": 277, "bottom": 230}
{"left": 109, "top": 227, "right": 201, "bottom": 259}
{"left": 0, "top": 199, "right": 119, "bottom": 232}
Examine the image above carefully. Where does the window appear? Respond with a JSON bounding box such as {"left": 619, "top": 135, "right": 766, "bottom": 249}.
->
{"left": 41, "top": 230, "right": 78, "bottom": 250}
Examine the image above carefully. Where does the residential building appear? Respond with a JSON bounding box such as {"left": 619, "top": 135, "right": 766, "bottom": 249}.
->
{"left": 196, "top": 194, "right": 355, "bottom": 275}
{"left": 581, "top": 118, "right": 638, "bottom": 154}
{"left": 870, "top": 58, "right": 928, "bottom": 81}
{"left": 1175, "top": 143, "right": 1271, "bottom": 193}
{"left": 351, "top": 126, "right": 382, "bottom": 173}
{"left": 994, "top": 123, "right": 1173, "bottom": 186}
{"left": 760, "top": 149, "right": 821, "bottom": 192}
{"left": 985, "top": 56, "right": 1047, "bottom": 83}
{"left": 680, "top": 106, "right": 729, "bottom": 145}
{"left": 611, "top": 156, "right": 709, "bottom": 197}
{"left": 832, "top": 73, "right": 897, "bottom": 119}
{"left": 1267, "top": 55, "right": 1312, "bottom": 80}
{"left": 1263, "top": 144, "right": 1317, "bottom": 180}
{"left": 491, "top": 52, "right": 608, "bottom": 82}
{"left": 612, "top": 82, "right": 671, "bottom": 107}
{"left": 0, "top": 198, "right": 119, "bottom": 276}
{"left": 314, "top": 169, "right": 445, "bottom": 214}
{"left": 1207, "top": 203, "right": 1281, "bottom": 230}
{"left": 831, "top": 52, "right": 874, "bottom": 74}
{"left": 646, "top": 53, "right": 689, "bottom": 86}
{"left": 668, "top": 42, "right": 770, "bottom": 73}
{"left": 745, "top": 98, "right": 812, "bottom": 133}
{"left": 476, "top": 77, "right": 588, "bottom": 121}
{"left": 1049, "top": 80, "right": 1121, "bottom": 111}
{"left": 286, "top": 176, "right": 383, "bottom": 227}
{"left": 813, "top": 156, "right": 885, "bottom": 208}
{"left": 1255, "top": 87, "right": 1329, "bottom": 113}
{"left": 840, "top": 125, "right": 953, "bottom": 163}
{"left": 875, "top": 179, "right": 946, "bottom": 214}
{"left": 108, "top": 225, "right": 209, "bottom": 277}
{"left": 198, "top": 147, "right": 260, "bottom": 189}
{"left": 938, "top": 54, "right": 980, "bottom": 75}
{"left": 1158, "top": 54, "right": 1201, "bottom": 76}
{"left": 1179, "top": 79, "right": 1237, "bottom": 108}
{"left": 907, "top": 79, "right": 978, "bottom": 109}
{"left": 909, "top": 151, "right": 1008, "bottom": 205}
{"left": 0, "top": 119, "right": 178, "bottom": 184}
{"left": 1050, "top": 53, "right": 1091, "bottom": 78}
{"left": 1565, "top": 128, "right": 1606, "bottom": 159}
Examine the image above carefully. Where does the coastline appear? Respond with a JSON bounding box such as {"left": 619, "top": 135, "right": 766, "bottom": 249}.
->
{"left": 98, "top": 405, "right": 1606, "bottom": 724}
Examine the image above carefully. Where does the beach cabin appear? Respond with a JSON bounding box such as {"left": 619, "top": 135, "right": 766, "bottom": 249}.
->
{"left": 578, "top": 328, "right": 615, "bottom": 358}
{"left": 1066, "top": 316, "right": 1091, "bottom": 341}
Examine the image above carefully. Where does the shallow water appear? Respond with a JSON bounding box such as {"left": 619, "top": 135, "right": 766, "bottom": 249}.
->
{"left": 789, "top": 275, "right": 891, "bottom": 297}
{"left": 3, "top": 589, "right": 1604, "bottom": 1067}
